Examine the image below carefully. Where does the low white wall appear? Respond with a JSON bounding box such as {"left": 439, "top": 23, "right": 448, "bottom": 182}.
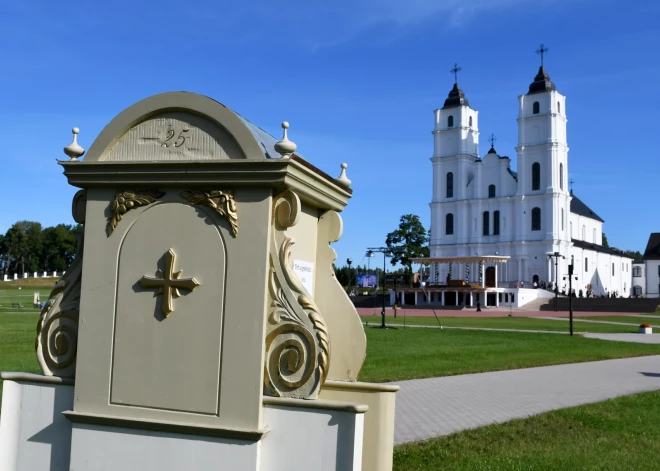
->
{"left": 0, "top": 378, "right": 366, "bottom": 471}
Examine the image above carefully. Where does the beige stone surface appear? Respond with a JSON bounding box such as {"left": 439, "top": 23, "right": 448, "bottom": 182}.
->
{"left": 315, "top": 210, "right": 367, "bottom": 381}
{"left": 320, "top": 381, "right": 399, "bottom": 471}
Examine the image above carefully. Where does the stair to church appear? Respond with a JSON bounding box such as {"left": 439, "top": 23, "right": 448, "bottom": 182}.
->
{"left": 519, "top": 297, "right": 553, "bottom": 311}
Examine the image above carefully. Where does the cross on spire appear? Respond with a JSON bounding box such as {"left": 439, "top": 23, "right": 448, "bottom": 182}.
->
{"left": 450, "top": 63, "right": 462, "bottom": 84}
{"left": 488, "top": 134, "right": 497, "bottom": 148}
{"left": 536, "top": 43, "right": 549, "bottom": 66}
{"left": 569, "top": 178, "right": 575, "bottom": 193}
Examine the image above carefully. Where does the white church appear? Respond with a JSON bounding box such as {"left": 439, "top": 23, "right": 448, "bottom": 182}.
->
{"left": 428, "top": 60, "right": 632, "bottom": 297}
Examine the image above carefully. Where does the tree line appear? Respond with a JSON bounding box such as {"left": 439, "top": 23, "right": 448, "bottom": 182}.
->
{"left": 0, "top": 221, "right": 82, "bottom": 276}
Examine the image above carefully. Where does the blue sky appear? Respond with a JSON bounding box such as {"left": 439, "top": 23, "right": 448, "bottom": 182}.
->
{"left": 1, "top": 0, "right": 658, "bottom": 269}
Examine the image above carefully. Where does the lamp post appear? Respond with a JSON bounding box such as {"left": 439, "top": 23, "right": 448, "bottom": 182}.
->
{"left": 568, "top": 255, "right": 575, "bottom": 336}
{"left": 547, "top": 251, "right": 565, "bottom": 312}
{"left": 346, "top": 258, "right": 353, "bottom": 290}
{"left": 367, "top": 247, "right": 396, "bottom": 329}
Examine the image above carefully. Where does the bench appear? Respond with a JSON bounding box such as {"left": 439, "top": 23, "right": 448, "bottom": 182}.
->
{"left": 11, "top": 303, "right": 24, "bottom": 309}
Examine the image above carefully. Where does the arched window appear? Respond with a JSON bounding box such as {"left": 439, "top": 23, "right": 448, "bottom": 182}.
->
{"left": 557, "top": 101, "right": 561, "bottom": 114}
{"left": 488, "top": 184, "right": 496, "bottom": 198}
{"left": 446, "top": 213, "right": 454, "bottom": 235}
{"left": 533, "top": 101, "right": 540, "bottom": 114}
{"left": 493, "top": 210, "right": 500, "bottom": 235}
{"left": 482, "top": 211, "right": 490, "bottom": 236}
{"left": 585, "top": 258, "right": 589, "bottom": 271}
{"left": 531, "top": 207, "right": 541, "bottom": 231}
{"left": 633, "top": 285, "right": 643, "bottom": 296}
{"left": 633, "top": 266, "right": 642, "bottom": 277}
{"left": 532, "top": 162, "right": 541, "bottom": 191}
{"left": 448, "top": 115, "right": 454, "bottom": 128}
{"left": 469, "top": 116, "right": 473, "bottom": 127}
{"left": 446, "top": 172, "right": 454, "bottom": 198}
{"left": 561, "top": 208, "right": 564, "bottom": 231}
{"left": 560, "top": 163, "right": 564, "bottom": 190}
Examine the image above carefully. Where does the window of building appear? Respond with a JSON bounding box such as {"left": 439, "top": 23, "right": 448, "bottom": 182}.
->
{"left": 633, "top": 285, "right": 643, "bottom": 296}
{"left": 483, "top": 211, "right": 490, "bottom": 236}
{"left": 493, "top": 211, "right": 500, "bottom": 235}
{"left": 446, "top": 172, "right": 454, "bottom": 198}
{"left": 557, "top": 101, "right": 561, "bottom": 114}
{"left": 488, "top": 184, "right": 496, "bottom": 198}
{"left": 582, "top": 225, "right": 586, "bottom": 240}
{"left": 585, "top": 258, "right": 588, "bottom": 271}
{"left": 532, "top": 162, "right": 540, "bottom": 190}
{"left": 446, "top": 213, "right": 454, "bottom": 235}
{"left": 612, "top": 263, "right": 615, "bottom": 276}
{"left": 448, "top": 115, "right": 454, "bottom": 128}
{"left": 469, "top": 116, "right": 473, "bottom": 127}
{"left": 560, "top": 163, "right": 564, "bottom": 190}
{"left": 570, "top": 221, "right": 573, "bottom": 237}
{"left": 531, "top": 207, "right": 541, "bottom": 231}
{"left": 593, "top": 228, "right": 596, "bottom": 244}
{"left": 658, "top": 265, "right": 660, "bottom": 277}
{"left": 533, "top": 101, "right": 540, "bottom": 114}
{"left": 561, "top": 208, "right": 564, "bottom": 231}
{"left": 633, "top": 266, "right": 641, "bottom": 277}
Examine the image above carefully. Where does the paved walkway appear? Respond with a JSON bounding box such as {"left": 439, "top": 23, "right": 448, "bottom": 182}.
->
{"left": 363, "top": 322, "right": 567, "bottom": 335}
{"left": 357, "top": 307, "right": 642, "bottom": 318}
{"left": 584, "top": 333, "right": 660, "bottom": 344}
{"left": 391, "top": 355, "right": 660, "bottom": 444}
{"left": 537, "top": 316, "right": 660, "bottom": 328}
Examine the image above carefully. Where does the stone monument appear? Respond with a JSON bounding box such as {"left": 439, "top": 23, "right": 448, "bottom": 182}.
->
{"left": 0, "top": 92, "right": 398, "bottom": 470}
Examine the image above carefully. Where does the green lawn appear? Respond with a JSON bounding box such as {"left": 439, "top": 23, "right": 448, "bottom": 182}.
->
{"left": 359, "top": 327, "right": 660, "bottom": 382}
{"left": 394, "top": 390, "right": 660, "bottom": 471}
{"left": 0, "top": 288, "right": 44, "bottom": 313}
{"left": 0, "top": 314, "right": 40, "bottom": 401}
{"left": 363, "top": 315, "right": 649, "bottom": 334}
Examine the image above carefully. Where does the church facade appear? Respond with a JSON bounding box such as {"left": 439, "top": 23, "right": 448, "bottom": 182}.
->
{"left": 428, "top": 65, "right": 632, "bottom": 297}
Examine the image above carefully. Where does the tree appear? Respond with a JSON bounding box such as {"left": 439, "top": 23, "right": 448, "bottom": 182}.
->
{"left": 4, "top": 221, "right": 42, "bottom": 275}
{"left": 385, "top": 214, "right": 430, "bottom": 286}
{"left": 41, "top": 224, "right": 78, "bottom": 271}
{"left": 602, "top": 232, "right": 609, "bottom": 248}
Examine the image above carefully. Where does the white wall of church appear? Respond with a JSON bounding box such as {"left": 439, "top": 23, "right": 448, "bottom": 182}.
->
{"left": 569, "top": 213, "right": 603, "bottom": 245}
{"left": 568, "top": 247, "right": 632, "bottom": 297}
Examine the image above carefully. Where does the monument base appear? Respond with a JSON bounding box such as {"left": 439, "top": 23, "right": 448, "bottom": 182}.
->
{"left": 0, "top": 374, "right": 366, "bottom": 471}
{"left": 320, "top": 380, "right": 399, "bottom": 471}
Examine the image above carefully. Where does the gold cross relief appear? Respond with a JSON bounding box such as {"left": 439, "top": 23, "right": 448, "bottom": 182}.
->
{"left": 140, "top": 249, "right": 200, "bottom": 317}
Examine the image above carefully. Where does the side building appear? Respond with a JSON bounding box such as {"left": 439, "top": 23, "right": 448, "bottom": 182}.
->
{"left": 632, "top": 233, "right": 660, "bottom": 298}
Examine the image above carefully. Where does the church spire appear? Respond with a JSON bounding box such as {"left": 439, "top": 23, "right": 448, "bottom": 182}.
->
{"left": 442, "top": 63, "right": 470, "bottom": 109}
{"left": 528, "top": 44, "right": 556, "bottom": 95}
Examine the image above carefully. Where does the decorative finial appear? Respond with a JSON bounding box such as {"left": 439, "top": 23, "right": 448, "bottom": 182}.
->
{"left": 536, "top": 44, "right": 549, "bottom": 66}
{"left": 450, "top": 63, "right": 462, "bottom": 84}
{"left": 274, "top": 121, "right": 297, "bottom": 159}
{"left": 488, "top": 133, "right": 497, "bottom": 148}
{"left": 63, "top": 127, "right": 85, "bottom": 161}
{"left": 336, "top": 163, "right": 351, "bottom": 188}
{"left": 569, "top": 178, "right": 575, "bottom": 194}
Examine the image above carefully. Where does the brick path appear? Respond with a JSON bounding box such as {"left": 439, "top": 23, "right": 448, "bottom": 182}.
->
{"left": 391, "top": 355, "right": 660, "bottom": 444}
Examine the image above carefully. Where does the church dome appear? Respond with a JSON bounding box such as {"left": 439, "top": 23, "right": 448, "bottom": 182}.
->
{"left": 527, "top": 66, "right": 556, "bottom": 95}
{"left": 442, "top": 83, "right": 470, "bottom": 109}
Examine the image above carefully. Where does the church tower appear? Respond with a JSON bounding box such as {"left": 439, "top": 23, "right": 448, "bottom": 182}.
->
{"left": 515, "top": 47, "right": 571, "bottom": 245}
{"left": 432, "top": 64, "right": 479, "bottom": 203}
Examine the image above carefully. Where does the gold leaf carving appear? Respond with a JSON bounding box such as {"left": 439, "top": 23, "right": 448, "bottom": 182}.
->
{"left": 36, "top": 191, "right": 87, "bottom": 378}
{"left": 264, "top": 191, "right": 330, "bottom": 399}
{"left": 107, "top": 190, "right": 165, "bottom": 236}
{"left": 181, "top": 189, "right": 238, "bottom": 237}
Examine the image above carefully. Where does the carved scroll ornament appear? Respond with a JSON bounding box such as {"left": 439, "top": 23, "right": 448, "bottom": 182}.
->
{"left": 181, "top": 190, "right": 238, "bottom": 237}
{"left": 36, "top": 190, "right": 86, "bottom": 378}
{"left": 264, "top": 190, "right": 330, "bottom": 399}
{"left": 107, "top": 190, "right": 165, "bottom": 236}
